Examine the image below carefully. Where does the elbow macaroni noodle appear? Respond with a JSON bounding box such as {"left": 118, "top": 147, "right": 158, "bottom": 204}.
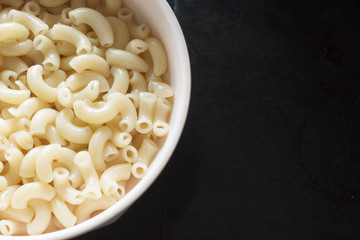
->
{"left": 0, "top": 0, "right": 173, "bottom": 236}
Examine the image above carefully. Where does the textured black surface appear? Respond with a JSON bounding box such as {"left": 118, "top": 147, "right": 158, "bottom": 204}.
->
{"left": 76, "top": 0, "right": 360, "bottom": 239}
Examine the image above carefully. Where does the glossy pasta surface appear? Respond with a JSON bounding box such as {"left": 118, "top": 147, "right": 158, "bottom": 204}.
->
{"left": 0, "top": 0, "right": 172, "bottom": 236}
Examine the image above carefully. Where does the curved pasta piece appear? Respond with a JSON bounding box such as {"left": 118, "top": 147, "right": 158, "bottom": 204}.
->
{"left": 40, "top": 11, "right": 61, "bottom": 28}
{"left": 111, "top": 130, "right": 132, "bottom": 148}
{"left": 8, "top": 97, "right": 50, "bottom": 119}
{"left": 9, "top": 130, "right": 33, "bottom": 150}
{"left": 22, "top": 1, "right": 41, "bottom": 16}
{"left": 143, "top": 50, "right": 160, "bottom": 80}
{"left": 153, "top": 97, "right": 172, "bottom": 137}
{"left": 125, "top": 71, "right": 145, "bottom": 109}
{"left": 88, "top": 126, "right": 111, "bottom": 171}
{"left": 30, "top": 108, "right": 58, "bottom": 135}
{"left": 27, "top": 65, "right": 59, "bottom": 103}
{"left": 129, "top": 70, "right": 147, "bottom": 92}
{"left": 53, "top": 167, "right": 85, "bottom": 205}
{"left": 75, "top": 196, "right": 116, "bottom": 223}
{"left": 0, "top": 8, "right": 10, "bottom": 24}
{"left": 0, "top": 206, "right": 34, "bottom": 223}
{"left": 36, "top": 144, "right": 82, "bottom": 187}
{"left": 0, "top": 186, "right": 19, "bottom": 210}
{"left": 0, "top": 22, "right": 29, "bottom": 42}
{"left": 138, "top": 138, "right": 159, "bottom": 166}
{"left": 0, "top": 39, "right": 33, "bottom": 57}
{"left": 65, "top": 71, "right": 110, "bottom": 93}
{"left": 100, "top": 163, "right": 131, "bottom": 195}
{"left": 3, "top": 148, "right": 24, "bottom": 185}
{"left": 115, "top": 93, "right": 138, "bottom": 132}
{"left": 74, "top": 151, "right": 101, "bottom": 199}
{"left": 131, "top": 162, "right": 148, "bottom": 179}
{"left": 59, "top": 7, "right": 73, "bottom": 25}
{"left": 40, "top": 124, "right": 67, "bottom": 146}
{"left": 73, "top": 92, "right": 137, "bottom": 129}
{"left": 110, "top": 181, "right": 127, "bottom": 200}
{"left": 8, "top": 9, "right": 49, "bottom": 36}
{"left": 51, "top": 24, "right": 92, "bottom": 55}
{"left": 106, "top": 48, "right": 148, "bottom": 72}
{"left": 33, "top": 35, "right": 60, "bottom": 71}
{"left": 69, "top": 7, "right": 114, "bottom": 47}
{"left": 11, "top": 182, "right": 55, "bottom": 209}
{"left": 50, "top": 196, "right": 77, "bottom": 228}
{"left": 55, "top": 109, "right": 93, "bottom": 144}
{"left": 57, "top": 80, "right": 99, "bottom": 108}
{"left": 148, "top": 79, "right": 174, "bottom": 98}
{"left": 145, "top": 37, "right": 168, "bottom": 76}
{"left": 0, "top": 82, "right": 30, "bottom": 105}
{"left": 69, "top": 54, "right": 110, "bottom": 77}
{"left": 3, "top": 118, "right": 30, "bottom": 137}
{"left": 0, "top": 220, "right": 27, "bottom": 236}
{"left": 106, "top": 16, "right": 129, "bottom": 50}
{"left": 117, "top": 7, "right": 150, "bottom": 40}
{"left": 27, "top": 199, "right": 51, "bottom": 235}
{"left": 136, "top": 92, "right": 157, "bottom": 134}
{"left": 125, "top": 39, "right": 148, "bottom": 55}
{"left": 0, "top": 70, "right": 17, "bottom": 90}
{"left": 103, "top": 141, "right": 118, "bottom": 162}
{"left": 19, "top": 146, "right": 43, "bottom": 178}
{"left": 132, "top": 138, "right": 159, "bottom": 178}
{"left": 120, "top": 145, "right": 138, "bottom": 163}
{"left": 105, "top": 66, "right": 129, "bottom": 95}
{"left": 72, "top": 97, "right": 115, "bottom": 125}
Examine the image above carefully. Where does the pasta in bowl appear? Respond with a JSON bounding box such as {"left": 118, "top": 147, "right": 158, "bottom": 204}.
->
{"left": 0, "top": 0, "right": 190, "bottom": 238}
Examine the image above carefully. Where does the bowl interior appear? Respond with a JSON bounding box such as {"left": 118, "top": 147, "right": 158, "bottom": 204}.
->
{"left": 5, "top": 0, "right": 191, "bottom": 239}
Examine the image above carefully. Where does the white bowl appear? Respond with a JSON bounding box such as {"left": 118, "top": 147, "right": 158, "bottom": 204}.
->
{"left": 2, "top": 0, "right": 190, "bottom": 239}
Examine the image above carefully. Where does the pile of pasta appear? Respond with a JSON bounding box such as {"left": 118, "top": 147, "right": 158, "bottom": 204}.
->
{"left": 0, "top": 0, "right": 173, "bottom": 236}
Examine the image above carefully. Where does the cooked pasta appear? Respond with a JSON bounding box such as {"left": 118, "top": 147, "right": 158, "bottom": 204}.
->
{"left": 0, "top": 22, "right": 29, "bottom": 42}
{"left": 0, "top": 39, "right": 33, "bottom": 57}
{"left": 0, "top": 0, "right": 173, "bottom": 236}
{"left": 69, "top": 7, "right": 114, "bottom": 47}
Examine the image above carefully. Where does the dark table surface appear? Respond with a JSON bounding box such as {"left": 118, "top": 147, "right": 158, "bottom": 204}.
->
{"left": 76, "top": 0, "right": 360, "bottom": 239}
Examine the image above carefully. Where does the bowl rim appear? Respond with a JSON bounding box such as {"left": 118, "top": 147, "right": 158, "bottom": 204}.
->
{"left": 0, "top": 0, "right": 191, "bottom": 239}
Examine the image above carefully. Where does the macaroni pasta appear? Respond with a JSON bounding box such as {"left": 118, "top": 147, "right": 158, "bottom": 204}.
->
{"left": 0, "top": 0, "right": 173, "bottom": 236}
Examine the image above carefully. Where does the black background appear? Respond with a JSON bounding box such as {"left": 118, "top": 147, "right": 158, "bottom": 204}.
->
{"left": 76, "top": 0, "right": 360, "bottom": 239}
